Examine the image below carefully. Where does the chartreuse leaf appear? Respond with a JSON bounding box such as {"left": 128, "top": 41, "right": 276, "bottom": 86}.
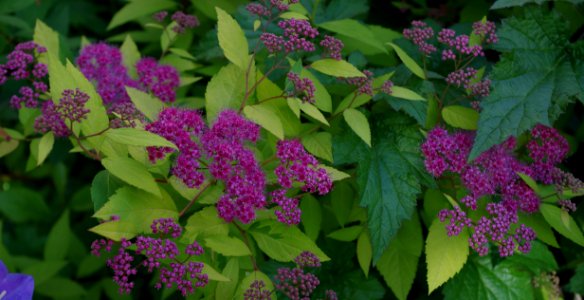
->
{"left": 33, "top": 20, "right": 59, "bottom": 63}
{"left": 44, "top": 210, "right": 72, "bottom": 260}
{"left": 377, "top": 213, "right": 423, "bottom": 300}
{"left": 216, "top": 7, "right": 249, "bottom": 70}
{"left": 441, "top": 105, "right": 480, "bottom": 130}
{"left": 0, "top": 139, "right": 18, "bottom": 158}
{"left": 318, "top": 19, "right": 387, "bottom": 54}
{"left": 216, "top": 258, "right": 239, "bottom": 300}
{"left": 334, "top": 72, "right": 394, "bottom": 114}
{"left": 327, "top": 225, "right": 363, "bottom": 242}
{"left": 517, "top": 213, "right": 558, "bottom": 248}
{"left": 206, "top": 63, "right": 246, "bottom": 122}
{"left": 236, "top": 271, "right": 275, "bottom": 299}
{"left": 105, "top": 128, "right": 177, "bottom": 149}
{"left": 160, "top": 21, "right": 178, "bottom": 53}
{"left": 387, "top": 42, "right": 425, "bottom": 79}
{"left": 204, "top": 235, "right": 251, "bottom": 256}
{"left": 183, "top": 207, "right": 229, "bottom": 242}
{"left": 302, "top": 132, "right": 333, "bottom": 162}
{"left": 426, "top": 220, "right": 469, "bottom": 294}
{"left": 202, "top": 263, "right": 230, "bottom": 282}
{"left": 36, "top": 132, "right": 54, "bottom": 166}
{"left": 91, "top": 170, "right": 124, "bottom": 212}
{"left": 301, "top": 69, "right": 332, "bottom": 112}
{"left": 300, "top": 195, "right": 322, "bottom": 241}
{"left": 357, "top": 230, "right": 373, "bottom": 277}
{"left": 280, "top": 11, "right": 309, "bottom": 20}
{"left": 89, "top": 220, "right": 138, "bottom": 241}
{"left": 120, "top": 35, "right": 140, "bottom": 78}
{"left": 107, "top": 0, "right": 176, "bottom": 30}
{"left": 390, "top": 86, "right": 426, "bottom": 101}
{"left": 311, "top": 59, "right": 365, "bottom": 78}
{"left": 243, "top": 104, "right": 284, "bottom": 139}
{"left": 126, "top": 86, "right": 164, "bottom": 121}
{"left": 540, "top": 204, "right": 584, "bottom": 246}
{"left": 443, "top": 256, "right": 534, "bottom": 300}
{"left": 320, "top": 165, "right": 350, "bottom": 181}
{"left": 102, "top": 156, "right": 161, "bottom": 197}
{"left": 250, "top": 220, "right": 329, "bottom": 262}
{"left": 93, "top": 186, "right": 177, "bottom": 235}
{"left": 469, "top": 11, "right": 584, "bottom": 159}
{"left": 298, "top": 100, "right": 329, "bottom": 126}
{"left": 343, "top": 108, "right": 371, "bottom": 147}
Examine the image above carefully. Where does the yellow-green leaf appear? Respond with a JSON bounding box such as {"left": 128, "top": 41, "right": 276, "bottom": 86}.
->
{"left": 320, "top": 165, "right": 350, "bottom": 181}
{"left": 204, "top": 235, "right": 251, "bottom": 257}
{"left": 37, "top": 132, "right": 54, "bottom": 166}
{"left": 387, "top": 42, "right": 425, "bottom": 79}
{"left": 120, "top": 35, "right": 140, "bottom": 78}
{"left": 202, "top": 263, "right": 230, "bottom": 282}
{"left": 216, "top": 7, "right": 249, "bottom": 70}
{"left": 441, "top": 105, "right": 479, "bottom": 130}
{"left": 298, "top": 100, "right": 329, "bottom": 126}
{"left": 107, "top": 0, "right": 176, "bottom": 30}
{"left": 391, "top": 86, "right": 426, "bottom": 101}
{"left": 89, "top": 220, "right": 139, "bottom": 241}
{"left": 302, "top": 132, "right": 332, "bottom": 162}
{"left": 426, "top": 219, "right": 469, "bottom": 294}
{"left": 216, "top": 258, "right": 239, "bottom": 300}
{"left": 243, "top": 104, "right": 284, "bottom": 139}
{"left": 105, "top": 127, "right": 177, "bottom": 149}
{"left": 343, "top": 108, "right": 371, "bottom": 146}
{"left": 311, "top": 59, "right": 365, "bottom": 78}
{"left": 101, "top": 156, "right": 161, "bottom": 197}
{"left": 357, "top": 230, "right": 372, "bottom": 277}
{"left": 126, "top": 87, "right": 164, "bottom": 121}
{"left": 327, "top": 225, "right": 363, "bottom": 242}
{"left": 236, "top": 271, "right": 275, "bottom": 299}
{"left": 540, "top": 204, "right": 584, "bottom": 246}
{"left": 206, "top": 64, "right": 246, "bottom": 122}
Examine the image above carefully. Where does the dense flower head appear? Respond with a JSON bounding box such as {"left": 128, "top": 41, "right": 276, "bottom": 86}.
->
{"left": 381, "top": 80, "right": 394, "bottom": 95}
{"left": 271, "top": 189, "right": 301, "bottom": 225}
{"left": 286, "top": 72, "right": 315, "bottom": 103}
{"left": 345, "top": 70, "right": 374, "bottom": 96}
{"left": 77, "top": 43, "right": 138, "bottom": 105}
{"left": 438, "top": 28, "right": 484, "bottom": 57}
{"left": 325, "top": 290, "right": 339, "bottom": 300}
{"left": 171, "top": 11, "right": 200, "bottom": 33}
{"left": 438, "top": 207, "right": 472, "bottom": 236}
{"left": 1, "top": 41, "right": 48, "bottom": 109}
{"left": 421, "top": 127, "right": 473, "bottom": 177}
{"left": 275, "top": 139, "right": 332, "bottom": 195}
{"left": 320, "top": 35, "right": 344, "bottom": 60}
{"left": 136, "top": 57, "right": 180, "bottom": 103}
{"left": 108, "top": 102, "right": 144, "bottom": 128}
{"left": 403, "top": 20, "right": 436, "bottom": 55}
{"left": 527, "top": 124, "right": 568, "bottom": 166}
{"left": 34, "top": 89, "right": 91, "bottom": 137}
{"left": 92, "top": 218, "right": 207, "bottom": 295}
{"left": 244, "top": 280, "right": 272, "bottom": 300}
{"left": 247, "top": 3, "right": 271, "bottom": 17}
{"left": 445, "top": 67, "right": 478, "bottom": 88}
{"left": 153, "top": 11, "right": 168, "bottom": 22}
{"left": 471, "top": 79, "right": 491, "bottom": 98}
{"left": 472, "top": 20, "right": 498, "bottom": 44}
{"left": 294, "top": 251, "right": 321, "bottom": 268}
{"left": 261, "top": 18, "right": 319, "bottom": 53}
{"left": 274, "top": 263, "right": 320, "bottom": 300}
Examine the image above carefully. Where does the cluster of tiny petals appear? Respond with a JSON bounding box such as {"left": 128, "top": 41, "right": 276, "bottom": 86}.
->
{"left": 171, "top": 11, "right": 200, "bottom": 33}
{"left": 153, "top": 11, "right": 168, "bottom": 22}
{"left": 247, "top": 3, "right": 271, "bottom": 16}
{"left": 381, "top": 80, "right": 394, "bottom": 95}
{"left": 261, "top": 18, "right": 319, "bottom": 53}
{"left": 471, "top": 79, "right": 491, "bottom": 98}
{"left": 92, "top": 219, "right": 207, "bottom": 295}
{"left": 243, "top": 280, "right": 272, "bottom": 300}
{"left": 345, "top": 70, "right": 374, "bottom": 96}
{"left": 276, "top": 139, "right": 332, "bottom": 195}
{"left": 445, "top": 67, "right": 478, "bottom": 88}
{"left": 271, "top": 189, "right": 301, "bottom": 225}
{"left": 319, "top": 35, "right": 344, "bottom": 60}
{"left": 403, "top": 20, "right": 436, "bottom": 55}
{"left": 472, "top": 20, "right": 498, "bottom": 44}
{"left": 136, "top": 57, "right": 180, "bottom": 103}
{"left": 294, "top": 251, "right": 321, "bottom": 268}
{"left": 287, "top": 72, "right": 315, "bottom": 103}
{"left": 325, "top": 290, "right": 339, "bottom": 300}
{"left": 1, "top": 41, "right": 48, "bottom": 109}
{"left": 108, "top": 102, "right": 144, "bottom": 128}
{"left": 438, "top": 28, "right": 484, "bottom": 57}
{"left": 421, "top": 127, "right": 473, "bottom": 177}
{"left": 438, "top": 207, "right": 472, "bottom": 236}
{"left": 34, "top": 89, "right": 91, "bottom": 137}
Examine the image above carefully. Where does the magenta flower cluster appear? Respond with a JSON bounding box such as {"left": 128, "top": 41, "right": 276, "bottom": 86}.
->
{"left": 319, "top": 35, "right": 344, "bottom": 60}
{"left": 91, "top": 218, "right": 208, "bottom": 295}
{"left": 34, "top": 89, "right": 91, "bottom": 137}
{"left": 403, "top": 20, "right": 436, "bottom": 55}
{"left": 247, "top": 0, "right": 300, "bottom": 17}
{"left": 136, "top": 57, "right": 181, "bottom": 103}
{"left": 422, "top": 125, "right": 578, "bottom": 256}
{"left": 153, "top": 11, "right": 199, "bottom": 33}
{"left": 243, "top": 280, "right": 272, "bottom": 300}
{"left": 273, "top": 251, "right": 336, "bottom": 300}
{"left": 286, "top": 72, "right": 315, "bottom": 103}
{"left": 0, "top": 41, "right": 48, "bottom": 109}
{"left": 344, "top": 70, "right": 394, "bottom": 97}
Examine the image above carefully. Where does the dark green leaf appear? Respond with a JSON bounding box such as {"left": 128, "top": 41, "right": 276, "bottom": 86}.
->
{"left": 44, "top": 210, "right": 72, "bottom": 260}
{"left": 90, "top": 170, "right": 124, "bottom": 212}
{"left": 568, "top": 264, "right": 584, "bottom": 294}
{"left": 0, "top": 188, "right": 50, "bottom": 223}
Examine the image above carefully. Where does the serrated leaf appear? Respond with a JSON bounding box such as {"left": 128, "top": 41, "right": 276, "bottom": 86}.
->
{"left": 44, "top": 210, "right": 71, "bottom": 260}
{"left": 107, "top": 0, "right": 176, "bottom": 30}
{"left": 206, "top": 64, "right": 246, "bottom": 122}
{"left": 280, "top": 11, "right": 309, "bottom": 20}
{"left": 469, "top": 11, "right": 584, "bottom": 159}
{"left": 490, "top": 0, "right": 547, "bottom": 10}
{"left": 216, "top": 258, "right": 239, "bottom": 300}
{"left": 540, "top": 204, "right": 584, "bottom": 246}
{"left": 126, "top": 86, "right": 164, "bottom": 121}
{"left": 320, "top": 165, "right": 350, "bottom": 181}
{"left": 89, "top": 220, "right": 138, "bottom": 241}
{"left": 387, "top": 42, "right": 425, "bottom": 79}
{"left": 302, "top": 132, "right": 333, "bottom": 162}
{"left": 377, "top": 213, "right": 423, "bottom": 300}
{"left": 318, "top": 19, "right": 387, "bottom": 54}
{"left": 216, "top": 7, "right": 249, "bottom": 70}
{"left": 204, "top": 235, "right": 251, "bottom": 256}
{"left": 328, "top": 226, "right": 363, "bottom": 242}
{"left": 390, "top": 86, "right": 426, "bottom": 101}
{"left": 568, "top": 264, "right": 584, "bottom": 294}
{"left": 343, "top": 108, "right": 371, "bottom": 147}
{"left": 301, "top": 69, "right": 332, "bottom": 112}
{"left": 298, "top": 101, "right": 329, "bottom": 126}
{"left": 250, "top": 220, "right": 329, "bottom": 262}
{"left": 102, "top": 156, "right": 161, "bottom": 197}
{"left": 36, "top": 132, "right": 54, "bottom": 166}
{"left": 33, "top": 20, "right": 59, "bottom": 63}
{"left": 357, "top": 231, "right": 372, "bottom": 277}
{"left": 120, "top": 35, "right": 140, "bottom": 78}
{"left": 105, "top": 128, "right": 177, "bottom": 149}
{"left": 426, "top": 220, "right": 469, "bottom": 294}
{"left": 184, "top": 207, "right": 229, "bottom": 242}
{"left": 442, "top": 105, "right": 479, "bottom": 130}
{"left": 311, "top": 59, "right": 365, "bottom": 78}
{"left": 90, "top": 170, "right": 124, "bottom": 212}
{"left": 202, "top": 263, "right": 233, "bottom": 282}
{"left": 243, "top": 104, "right": 284, "bottom": 139}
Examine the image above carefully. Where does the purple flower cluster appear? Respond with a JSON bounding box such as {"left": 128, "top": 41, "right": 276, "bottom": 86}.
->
{"left": 247, "top": 0, "right": 300, "bottom": 17}
{"left": 437, "top": 28, "right": 483, "bottom": 58}
{"left": 243, "top": 280, "right": 272, "bottom": 300}
{"left": 286, "top": 72, "right": 315, "bottom": 103}
{"left": 319, "top": 35, "right": 344, "bottom": 60}
{"left": 153, "top": 11, "right": 169, "bottom": 22}
{"left": 0, "top": 41, "right": 48, "bottom": 109}
{"left": 136, "top": 58, "right": 180, "bottom": 103}
{"left": 403, "top": 20, "right": 436, "bottom": 55}
{"left": 472, "top": 21, "right": 498, "bottom": 44}
{"left": 274, "top": 251, "right": 325, "bottom": 300}
{"left": 422, "top": 125, "right": 577, "bottom": 256}
{"left": 445, "top": 67, "right": 477, "bottom": 88}
{"left": 344, "top": 70, "right": 394, "bottom": 97}
{"left": 34, "top": 89, "right": 91, "bottom": 137}
{"left": 171, "top": 11, "right": 200, "bottom": 33}
{"left": 271, "top": 189, "right": 301, "bottom": 225}
{"left": 261, "top": 18, "right": 319, "bottom": 53}
{"left": 145, "top": 107, "right": 206, "bottom": 188}
{"left": 91, "top": 218, "right": 208, "bottom": 296}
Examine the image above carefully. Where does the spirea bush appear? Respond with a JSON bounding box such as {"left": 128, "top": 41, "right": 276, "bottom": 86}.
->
{"left": 0, "top": 0, "right": 584, "bottom": 299}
